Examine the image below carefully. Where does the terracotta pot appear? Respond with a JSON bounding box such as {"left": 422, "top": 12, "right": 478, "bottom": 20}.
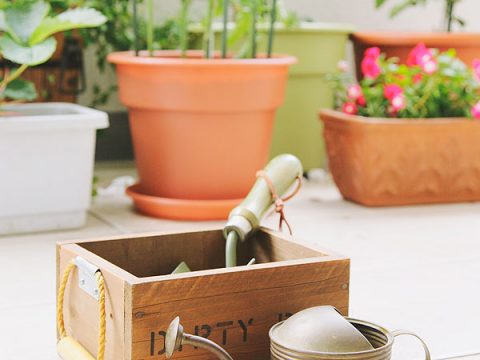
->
{"left": 352, "top": 32, "right": 480, "bottom": 80}
{"left": 319, "top": 109, "right": 480, "bottom": 206}
{"left": 108, "top": 51, "right": 295, "bottom": 201}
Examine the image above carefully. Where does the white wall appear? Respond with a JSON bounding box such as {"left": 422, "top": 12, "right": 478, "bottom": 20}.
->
{"left": 79, "top": 0, "right": 480, "bottom": 111}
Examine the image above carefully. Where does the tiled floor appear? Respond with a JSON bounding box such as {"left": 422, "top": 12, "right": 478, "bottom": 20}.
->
{"left": 1, "top": 162, "right": 479, "bottom": 360}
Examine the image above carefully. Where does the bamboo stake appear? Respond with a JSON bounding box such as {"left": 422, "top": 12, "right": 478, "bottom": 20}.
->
{"left": 146, "top": 0, "right": 154, "bottom": 57}
{"left": 251, "top": 0, "right": 257, "bottom": 58}
{"left": 222, "top": 0, "right": 229, "bottom": 58}
{"left": 133, "top": 0, "right": 139, "bottom": 56}
{"left": 267, "top": 0, "right": 277, "bottom": 57}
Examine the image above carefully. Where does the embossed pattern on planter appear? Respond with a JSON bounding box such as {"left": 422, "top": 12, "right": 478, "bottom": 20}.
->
{"left": 319, "top": 110, "right": 480, "bottom": 206}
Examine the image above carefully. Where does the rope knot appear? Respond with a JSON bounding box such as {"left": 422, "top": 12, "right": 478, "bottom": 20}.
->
{"left": 256, "top": 170, "right": 302, "bottom": 235}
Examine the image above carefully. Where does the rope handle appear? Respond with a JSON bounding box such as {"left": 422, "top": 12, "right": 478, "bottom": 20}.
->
{"left": 256, "top": 170, "right": 302, "bottom": 235}
{"left": 57, "top": 259, "right": 106, "bottom": 360}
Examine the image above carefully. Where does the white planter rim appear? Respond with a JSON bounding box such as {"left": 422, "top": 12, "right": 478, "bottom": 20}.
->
{"left": 0, "top": 103, "right": 109, "bottom": 132}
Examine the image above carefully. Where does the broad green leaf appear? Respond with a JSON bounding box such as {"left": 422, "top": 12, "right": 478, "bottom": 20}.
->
{"left": 0, "top": 11, "right": 6, "bottom": 31}
{"left": 0, "top": 34, "right": 56, "bottom": 65}
{"left": 29, "top": 7, "right": 107, "bottom": 45}
{"left": 4, "top": 78, "right": 37, "bottom": 101}
{"left": 375, "top": 0, "right": 387, "bottom": 8}
{"left": 4, "top": 0, "right": 49, "bottom": 43}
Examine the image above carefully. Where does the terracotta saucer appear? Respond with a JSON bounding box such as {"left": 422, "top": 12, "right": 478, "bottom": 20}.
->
{"left": 126, "top": 184, "right": 241, "bottom": 220}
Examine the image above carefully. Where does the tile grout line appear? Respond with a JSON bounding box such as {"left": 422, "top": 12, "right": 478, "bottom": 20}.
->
{"left": 88, "top": 209, "right": 130, "bottom": 234}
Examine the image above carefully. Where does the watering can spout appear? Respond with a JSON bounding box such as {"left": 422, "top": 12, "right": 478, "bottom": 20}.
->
{"left": 165, "top": 317, "right": 234, "bottom": 360}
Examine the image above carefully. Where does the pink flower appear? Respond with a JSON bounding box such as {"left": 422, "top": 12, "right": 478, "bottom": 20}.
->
{"left": 413, "top": 73, "right": 423, "bottom": 84}
{"left": 357, "top": 95, "right": 366, "bottom": 106}
{"left": 347, "top": 84, "right": 362, "bottom": 100}
{"left": 473, "top": 59, "right": 480, "bottom": 81}
{"left": 472, "top": 101, "right": 480, "bottom": 119}
{"left": 407, "top": 43, "right": 438, "bottom": 74}
{"left": 361, "top": 47, "right": 382, "bottom": 79}
{"left": 342, "top": 102, "right": 358, "bottom": 115}
{"left": 384, "top": 84, "right": 403, "bottom": 100}
{"left": 391, "top": 95, "right": 406, "bottom": 112}
{"left": 423, "top": 60, "right": 438, "bottom": 74}
{"left": 365, "top": 47, "right": 381, "bottom": 59}
{"left": 337, "top": 60, "right": 349, "bottom": 72}
{"left": 361, "top": 57, "right": 381, "bottom": 79}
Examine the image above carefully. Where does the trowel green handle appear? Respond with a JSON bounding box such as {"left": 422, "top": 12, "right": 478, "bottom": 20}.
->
{"left": 224, "top": 154, "right": 303, "bottom": 267}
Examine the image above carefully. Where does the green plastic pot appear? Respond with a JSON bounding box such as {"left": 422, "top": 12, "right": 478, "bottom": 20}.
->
{"left": 191, "top": 22, "right": 354, "bottom": 170}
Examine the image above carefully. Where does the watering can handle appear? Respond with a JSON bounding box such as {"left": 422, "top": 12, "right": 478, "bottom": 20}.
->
{"left": 391, "top": 330, "right": 431, "bottom": 360}
{"left": 224, "top": 154, "right": 303, "bottom": 241}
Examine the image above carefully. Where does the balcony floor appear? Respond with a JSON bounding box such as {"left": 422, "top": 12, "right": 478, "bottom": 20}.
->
{"left": 1, "top": 161, "right": 479, "bottom": 360}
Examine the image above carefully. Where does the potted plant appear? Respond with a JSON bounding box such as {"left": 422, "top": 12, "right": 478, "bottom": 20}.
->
{"left": 319, "top": 44, "right": 480, "bottom": 206}
{"left": 352, "top": 0, "right": 480, "bottom": 79}
{"left": 0, "top": 0, "right": 108, "bottom": 235}
{"left": 190, "top": 1, "right": 354, "bottom": 171}
{"left": 108, "top": 0, "right": 296, "bottom": 220}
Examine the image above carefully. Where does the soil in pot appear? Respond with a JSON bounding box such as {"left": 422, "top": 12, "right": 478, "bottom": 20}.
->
{"left": 108, "top": 50, "right": 295, "bottom": 219}
{"left": 352, "top": 32, "right": 480, "bottom": 80}
{"left": 319, "top": 109, "right": 480, "bottom": 206}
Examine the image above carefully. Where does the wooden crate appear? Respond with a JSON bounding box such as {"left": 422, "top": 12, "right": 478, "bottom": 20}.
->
{"left": 57, "top": 228, "right": 350, "bottom": 360}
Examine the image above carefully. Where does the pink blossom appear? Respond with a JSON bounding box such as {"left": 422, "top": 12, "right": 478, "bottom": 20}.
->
{"left": 342, "top": 102, "right": 358, "bottom": 115}
{"left": 407, "top": 43, "right": 438, "bottom": 73}
{"left": 357, "top": 95, "right": 366, "bottom": 106}
{"left": 347, "top": 84, "right": 362, "bottom": 100}
{"left": 473, "top": 59, "right": 480, "bottom": 81}
{"left": 337, "top": 60, "right": 349, "bottom": 72}
{"left": 391, "top": 95, "right": 406, "bottom": 112}
{"left": 361, "top": 47, "right": 382, "bottom": 79}
{"left": 422, "top": 60, "right": 438, "bottom": 74}
{"left": 472, "top": 101, "right": 480, "bottom": 119}
{"left": 384, "top": 84, "right": 403, "bottom": 100}
{"left": 361, "top": 57, "right": 381, "bottom": 79}
{"left": 365, "top": 47, "right": 381, "bottom": 59}
{"left": 413, "top": 73, "right": 423, "bottom": 84}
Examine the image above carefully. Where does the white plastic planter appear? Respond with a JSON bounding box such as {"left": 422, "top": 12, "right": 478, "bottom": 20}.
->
{"left": 0, "top": 103, "right": 109, "bottom": 235}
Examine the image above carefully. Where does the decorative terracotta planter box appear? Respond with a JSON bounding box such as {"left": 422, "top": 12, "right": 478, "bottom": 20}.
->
{"left": 57, "top": 228, "right": 349, "bottom": 359}
{"left": 320, "top": 109, "right": 480, "bottom": 206}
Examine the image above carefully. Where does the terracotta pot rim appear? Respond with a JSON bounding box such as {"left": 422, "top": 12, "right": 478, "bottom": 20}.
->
{"left": 108, "top": 50, "right": 297, "bottom": 66}
{"left": 319, "top": 109, "right": 473, "bottom": 124}
{"left": 351, "top": 31, "right": 480, "bottom": 46}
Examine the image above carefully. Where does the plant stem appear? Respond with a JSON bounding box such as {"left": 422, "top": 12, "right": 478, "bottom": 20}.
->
{"left": 0, "top": 64, "right": 29, "bottom": 103}
{"left": 179, "top": 0, "right": 191, "bottom": 58}
{"left": 445, "top": 0, "right": 455, "bottom": 32}
{"left": 267, "top": 0, "right": 277, "bottom": 57}
{"left": 222, "top": 0, "right": 229, "bottom": 58}
{"left": 204, "top": 0, "right": 215, "bottom": 59}
{"left": 146, "top": 0, "right": 154, "bottom": 57}
{"left": 133, "top": 0, "right": 139, "bottom": 55}
{"left": 251, "top": 0, "right": 257, "bottom": 58}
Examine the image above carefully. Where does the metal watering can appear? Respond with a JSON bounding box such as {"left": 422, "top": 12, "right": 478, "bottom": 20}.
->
{"left": 166, "top": 306, "right": 431, "bottom": 360}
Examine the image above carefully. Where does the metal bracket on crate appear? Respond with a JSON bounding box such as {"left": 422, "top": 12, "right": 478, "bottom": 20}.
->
{"left": 74, "top": 256, "right": 100, "bottom": 300}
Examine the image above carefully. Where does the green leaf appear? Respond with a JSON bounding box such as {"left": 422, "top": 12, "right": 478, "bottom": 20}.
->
{"left": 4, "top": 0, "right": 49, "bottom": 43}
{"left": 375, "top": 0, "right": 387, "bottom": 8}
{"left": 0, "top": 34, "right": 56, "bottom": 65}
{"left": 29, "top": 8, "right": 107, "bottom": 45}
{"left": 3, "top": 77, "right": 37, "bottom": 101}
{"left": 0, "top": 11, "right": 6, "bottom": 31}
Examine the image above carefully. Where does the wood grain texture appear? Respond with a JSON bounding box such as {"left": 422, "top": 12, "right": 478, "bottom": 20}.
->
{"left": 58, "top": 228, "right": 350, "bottom": 360}
{"left": 57, "top": 244, "right": 128, "bottom": 360}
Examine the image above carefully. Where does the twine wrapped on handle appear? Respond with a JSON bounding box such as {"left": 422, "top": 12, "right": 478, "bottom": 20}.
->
{"left": 256, "top": 170, "right": 302, "bottom": 235}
